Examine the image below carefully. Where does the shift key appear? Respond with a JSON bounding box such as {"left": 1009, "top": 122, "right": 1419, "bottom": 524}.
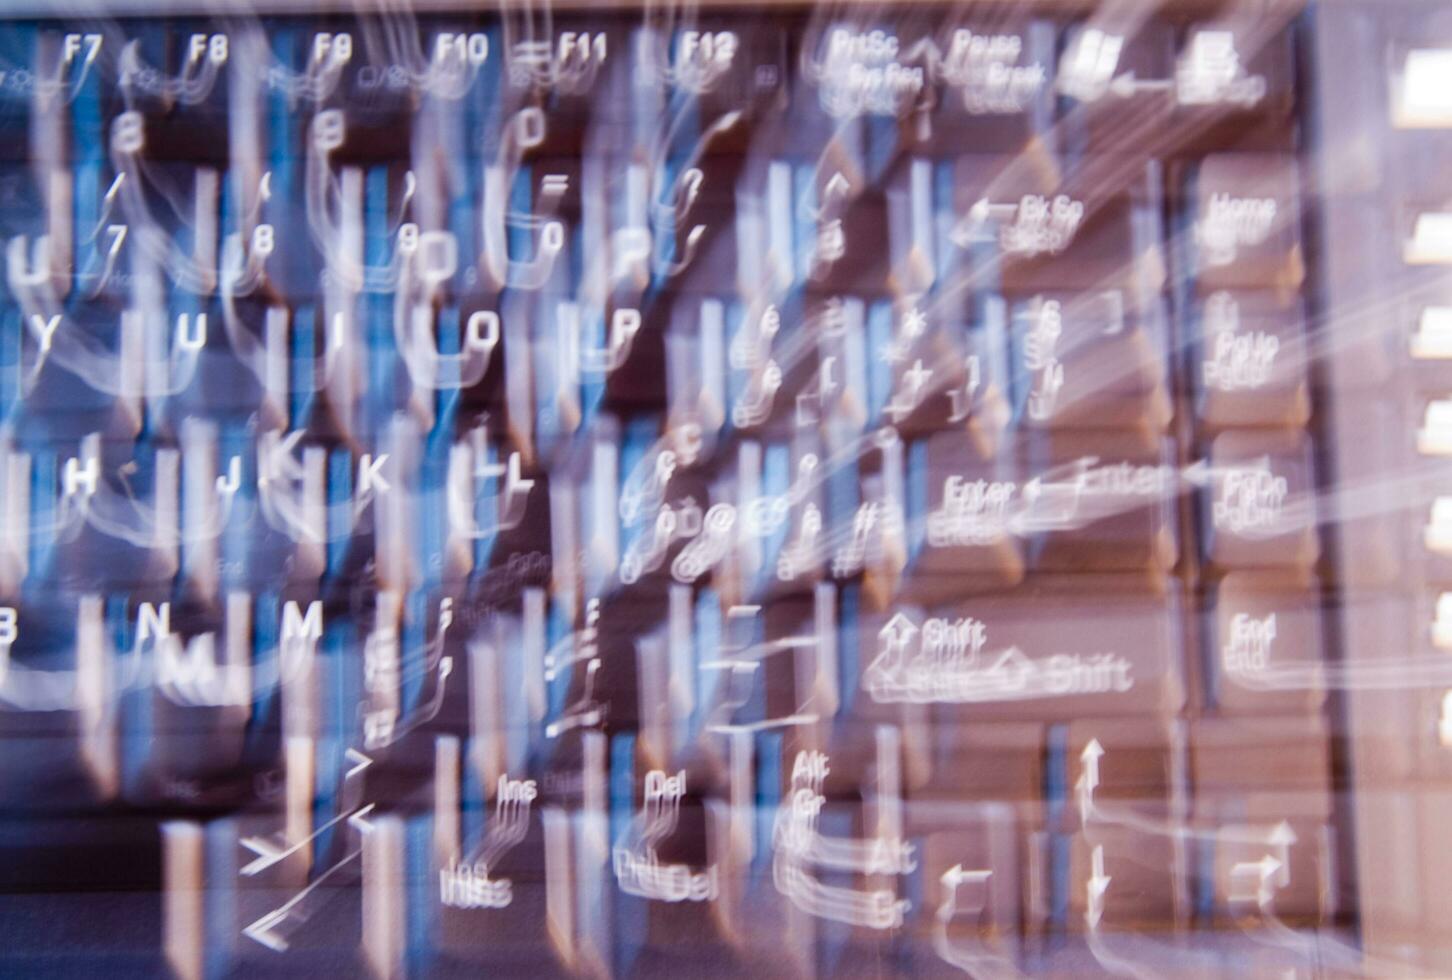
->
{"left": 857, "top": 584, "right": 1185, "bottom": 721}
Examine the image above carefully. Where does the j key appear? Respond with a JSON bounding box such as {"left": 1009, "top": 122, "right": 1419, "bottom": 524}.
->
{"left": 1023, "top": 432, "right": 1179, "bottom": 575}
{"left": 1195, "top": 291, "right": 1311, "bottom": 430}
{"left": 1200, "top": 429, "right": 1319, "bottom": 571}
{"left": 1185, "top": 153, "right": 1304, "bottom": 293}
{"left": 1009, "top": 291, "right": 1172, "bottom": 431}
{"left": 857, "top": 587, "right": 1185, "bottom": 723}
{"left": 1206, "top": 570, "right": 1327, "bottom": 716}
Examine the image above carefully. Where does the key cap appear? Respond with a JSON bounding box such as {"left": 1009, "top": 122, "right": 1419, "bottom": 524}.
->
{"left": 1055, "top": 18, "right": 1177, "bottom": 153}
{"left": 905, "top": 802, "right": 1024, "bottom": 976}
{"left": 0, "top": 27, "right": 35, "bottom": 164}
{"left": 919, "top": 722, "right": 1045, "bottom": 806}
{"left": 1392, "top": 46, "right": 1452, "bottom": 129}
{"left": 108, "top": 29, "right": 232, "bottom": 165}
{"left": 1186, "top": 153, "right": 1304, "bottom": 293}
{"left": 1009, "top": 290, "right": 1172, "bottom": 431}
{"left": 954, "top": 155, "right": 1166, "bottom": 297}
{"left": 930, "top": 18, "right": 1057, "bottom": 153}
{"left": 657, "top": 22, "right": 788, "bottom": 154}
{"left": 1191, "top": 714, "right": 1333, "bottom": 822}
{"left": 1068, "top": 825, "right": 1184, "bottom": 931}
{"left": 884, "top": 299, "right": 1011, "bottom": 446}
{"left": 1023, "top": 432, "right": 1179, "bottom": 575}
{"left": 1209, "top": 817, "right": 1335, "bottom": 928}
{"left": 1201, "top": 429, "right": 1319, "bottom": 571}
{"left": 799, "top": 21, "right": 936, "bottom": 129}
{"left": 903, "top": 429, "right": 1025, "bottom": 601}
{"left": 1171, "top": 14, "right": 1299, "bottom": 150}
{"left": 1066, "top": 717, "right": 1184, "bottom": 810}
{"left": 0, "top": 594, "right": 118, "bottom": 807}
{"left": 857, "top": 587, "right": 1185, "bottom": 722}
{"left": 1195, "top": 291, "right": 1311, "bottom": 430}
{"left": 1206, "top": 570, "right": 1327, "bottom": 716}
{"left": 808, "top": 181, "right": 891, "bottom": 295}
{"left": 140, "top": 593, "right": 255, "bottom": 805}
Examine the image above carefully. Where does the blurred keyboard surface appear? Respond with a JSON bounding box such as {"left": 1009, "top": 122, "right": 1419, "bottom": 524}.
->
{"left": 0, "top": 0, "right": 1446, "bottom": 977}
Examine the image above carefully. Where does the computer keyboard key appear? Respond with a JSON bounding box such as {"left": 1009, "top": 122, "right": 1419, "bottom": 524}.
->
{"left": 905, "top": 804, "right": 1024, "bottom": 974}
{"left": 1209, "top": 819, "right": 1335, "bottom": 928}
{"left": 1190, "top": 714, "right": 1333, "bottom": 822}
{"left": 1195, "top": 291, "right": 1311, "bottom": 430}
{"left": 930, "top": 19, "right": 1057, "bottom": 152}
{"left": 903, "top": 430, "right": 1025, "bottom": 598}
{"left": 1065, "top": 717, "right": 1184, "bottom": 807}
{"left": 1068, "top": 826, "right": 1184, "bottom": 931}
{"left": 1206, "top": 570, "right": 1327, "bottom": 716}
{"left": 916, "top": 722, "right": 1045, "bottom": 807}
{"left": 1186, "top": 154, "right": 1304, "bottom": 292}
{"left": 1009, "top": 291, "right": 1172, "bottom": 431}
{"left": 1056, "top": 19, "right": 1177, "bottom": 151}
{"left": 1170, "top": 14, "right": 1299, "bottom": 149}
{"left": 859, "top": 588, "right": 1185, "bottom": 722}
{"left": 1201, "top": 429, "right": 1319, "bottom": 571}
{"left": 954, "top": 156, "right": 1167, "bottom": 297}
{"left": 1024, "top": 432, "right": 1180, "bottom": 574}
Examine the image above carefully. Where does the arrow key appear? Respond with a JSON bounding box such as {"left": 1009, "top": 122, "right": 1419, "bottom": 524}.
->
{"left": 1065, "top": 718, "right": 1184, "bottom": 831}
{"left": 1210, "top": 817, "right": 1333, "bottom": 929}
{"left": 1068, "top": 826, "right": 1183, "bottom": 932}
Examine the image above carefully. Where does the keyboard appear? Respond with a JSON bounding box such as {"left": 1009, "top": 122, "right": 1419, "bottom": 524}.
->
{"left": 0, "top": 0, "right": 1447, "bottom": 976}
